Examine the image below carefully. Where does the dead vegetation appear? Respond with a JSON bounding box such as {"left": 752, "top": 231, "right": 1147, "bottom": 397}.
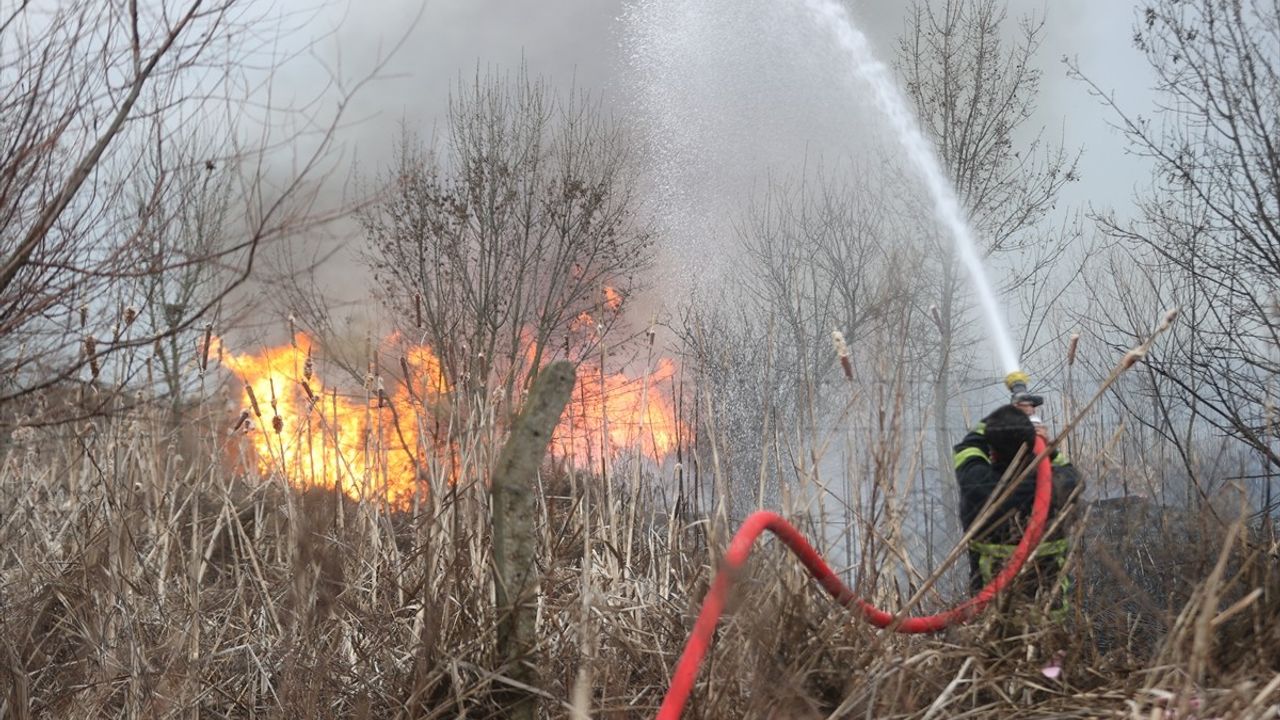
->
{"left": 3, "top": 0, "right": 1280, "bottom": 717}
{"left": 0, "top": 349, "right": 1276, "bottom": 719}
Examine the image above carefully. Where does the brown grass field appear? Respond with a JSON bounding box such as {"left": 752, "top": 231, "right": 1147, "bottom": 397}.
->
{"left": 1, "top": 347, "right": 1277, "bottom": 720}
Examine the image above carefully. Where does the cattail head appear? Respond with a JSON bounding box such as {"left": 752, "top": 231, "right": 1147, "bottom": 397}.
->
{"left": 1121, "top": 348, "right": 1146, "bottom": 370}
{"left": 288, "top": 315, "right": 297, "bottom": 346}
{"left": 414, "top": 293, "right": 423, "bottom": 328}
{"left": 231, "top": 410, "right": 251, "bottom": 433}
{"left": 272, "top": 415, "right": 283, "bottom": 434}
{"left": 200, "top": 324, "right": 212, "bottom": 374}
{"left": 831, "top": 330, "right": 849, "bottom": 359}
{"left": 1156, "top": 307, "right": 1179, "bottom": 333}
{"left": 123, "top": 306, "right": 137, "bottom": 327}
{"left": 1067, "top": 333, "right": 1080, "bottom": 366}
{"left": 78, "top": 304, "right": 88, "bottom": 329}
{"left": 245, "top": 384, "right": 262, "bottom": 417}
{"left": 398, "top": 355, "right": 415, "bottom": 398}
{"left": 303, "top": 346, "right": 314, "bottom": 382}
{"left": 83, "top": 335, "right": 100, "bottom": 380}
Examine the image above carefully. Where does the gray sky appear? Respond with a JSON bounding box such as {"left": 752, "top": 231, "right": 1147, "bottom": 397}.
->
{"left": 293, "top": 0, "right": 1160, "bottom": 312}
{"left": 321, "top": 0, "right": 1157, "bottom": 195}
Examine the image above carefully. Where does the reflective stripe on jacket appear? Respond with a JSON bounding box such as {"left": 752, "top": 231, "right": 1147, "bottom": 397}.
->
{"left": 971, "top": 538, "right": 1073, "bottom": 620}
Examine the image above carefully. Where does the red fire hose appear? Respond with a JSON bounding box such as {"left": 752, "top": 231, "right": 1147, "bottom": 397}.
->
{"left": 656, "top": 438, "right": 1054, "bottom": 719}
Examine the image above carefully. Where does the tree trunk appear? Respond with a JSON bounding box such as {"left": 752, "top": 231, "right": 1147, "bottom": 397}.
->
{"left": 491, "top": 360, "right": 575, "bottom": 719}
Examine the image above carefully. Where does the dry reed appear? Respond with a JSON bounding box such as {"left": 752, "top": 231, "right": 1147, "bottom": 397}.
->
{"left": 0, "top": 318, "right": 1276, "bottom": 719}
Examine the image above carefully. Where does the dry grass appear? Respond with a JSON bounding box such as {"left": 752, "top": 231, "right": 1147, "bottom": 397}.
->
{"left": 0, "top": 354, "right": 1278, "bottom": 719}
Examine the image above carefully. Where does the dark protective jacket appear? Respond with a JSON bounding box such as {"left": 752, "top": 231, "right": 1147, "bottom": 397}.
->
{"left": 953, "top": 423, "right": 1080, "bottom": 595}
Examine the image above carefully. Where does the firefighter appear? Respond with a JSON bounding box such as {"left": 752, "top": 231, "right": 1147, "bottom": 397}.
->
{"left": 954, "top": 402, "right": 1079, "bottom": 617}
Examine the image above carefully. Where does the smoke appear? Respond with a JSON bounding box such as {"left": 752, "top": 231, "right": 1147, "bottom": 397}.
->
{"left": 1026, "top": 0, "right": 1159, "bottom": 213}
{"left": 621, "top": 0, "right": 903, "bottom": 299}
{"left": 254, "top": 0, "right": 1159, "bottom": 328}
{"left": 247, "top": 0, "right": 633, "bottom": 324}
{"left": 325, "top": 0, "right": 627, "bottom": 155}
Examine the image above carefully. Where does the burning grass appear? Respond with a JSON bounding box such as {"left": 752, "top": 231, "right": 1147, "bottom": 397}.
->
{"left": 210, "top": 333, "right": 685, "bottom": 508}
{"left": 0, "top": 342, "right": 1277, "bottom": 718}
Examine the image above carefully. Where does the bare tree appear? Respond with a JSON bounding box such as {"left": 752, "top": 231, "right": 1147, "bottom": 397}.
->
{"left": 730, "top": 161, "right": 919, "bottom": 443}
{"left": 678, "top": 157, "right": 924, "bottom": 550}
{"left": 1072, "top": 0, "right": 1280, "bottom": 517}
{"left": 361, "top": 68, "right": 654, "bottom": 409}
{"left": 686, "top": 0, "right": 1086, "bottom": 559}
{"left": 122, "top": 137, "right": 238, "bottom": 416}
{"left": 896, "top": 0, "right": 1080, "bottom": 500}
{"left": 0, "top": 1, "right": 380, "bottom": 422}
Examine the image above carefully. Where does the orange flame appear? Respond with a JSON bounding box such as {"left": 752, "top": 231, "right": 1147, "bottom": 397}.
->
{"left": 552, "top": 358, "right": 682, "bottom": 465}
{"left": 218, "top": 334, "right": 445, "bottom": 507}
{"left": 217, "top": 332, "right": 684, "bottom": 506}
{"left": 604, "top": 286, "right": 622, "bottom": 310}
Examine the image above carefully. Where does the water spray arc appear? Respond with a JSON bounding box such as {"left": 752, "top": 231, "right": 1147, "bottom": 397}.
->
{"left": 627, "top": 0, "right": 1091, "bottom": 715}
{"left": 802, "top": 0, "right": 1021, "bottom": 375}
{"left": 656, "top": 316, "right": 1177, "bottom": 719}
{"left": 648, "top": 2, "right": 1054, "bottom": 716}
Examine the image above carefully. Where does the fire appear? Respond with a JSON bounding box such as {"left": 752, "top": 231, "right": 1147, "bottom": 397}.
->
{"left": 604, "top": 286, "right": 622, "bottom": 310}
{"left": 218, "top": 334, "right": 445, "bottom": 506}
{"left": 217, "top": 331, "right": 683, "bottom": 506}
{"left": 552, "top": 358, "right": 682, "bottom": 465}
